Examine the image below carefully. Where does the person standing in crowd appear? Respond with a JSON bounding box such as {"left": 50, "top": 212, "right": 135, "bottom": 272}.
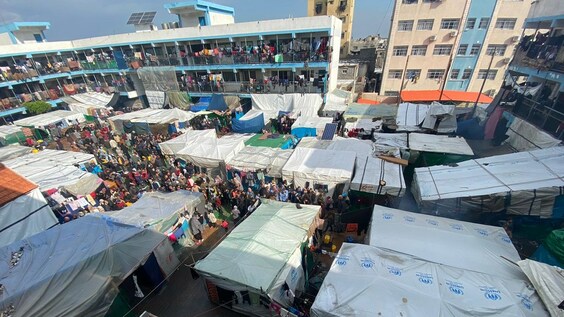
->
{"left": 190, "top": 213, "right": 204, "bottom": 245}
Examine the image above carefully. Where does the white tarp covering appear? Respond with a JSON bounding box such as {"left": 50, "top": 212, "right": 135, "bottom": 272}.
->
{"left": 421, "top": 102, "right": 458, "bottom": 133}
{"left": 0, "top": 144, "right": 30, "bottom": 161}
{"left": 239, "top": 108, "right": 268, "bottom": 125}
{"left": 505, "top": 117, "right": 561, "bottom": 152}
{"left": 0, "top": 215, "right": 173, "bottom": 317}
{"left": 0, "top": 187, "right": 58, "bottom": 248}
{"left": 368, "top": 206, "right": 524, "bottom": 280}
{"left": 146, "top": 90, "right": 166, "bottom": 109}
{"left": 396, "top": 102, "right": 430, "bottom": 131}
{"left": 3, "top": 150, "right": 100, "bottom": 193}
{"left": 373, "top": 132, "right": 408, "bottom": 156}
{"left": 351, "top": 156, "right": 405, "bottom": 196}
{"left": 0, "top": 125, "right": 22, "bottom": 140}
{"left": 158, "top": 132, "right": 193, "bottom": 156}
{"left": 108, "top": 108, "right": 162, "bottom": 123}
{"left": 409, "top": 133, "right": 474, "bottom": 156}
{"left": 282, "top": 147, "right": 356, "bottom": 194}
{"left": 518, "top": 259, "right": 564, "bottom": 317}
{"left": 63, "top": 92, "right": 115, "bottom": 115}
{"left": 195, "top": 200, "right": 319, "bottom": 296}
{"left": 95, "top": 190, "right": 205, "bottom": 233}
{"left": 413, "top": 147, "right": 564, "bottom": 217}
{"left": 344, "top": 118, "right": 382, "bottom": 132}
{"left": 130, "top": 108, "right": 197, "bottom": 124}
{"left": 297, "top": 136, "right": 374, "bottom": 158}
{"left": 311, "top": 243, "right": 548, "bottom": 317}
{"left": 251, "top": 93, "right": 323, "bottom": 119}
{"left": 291, "top": 116, "right": 333, "bottom": 136}
{"left": 171, "top": 130, "right": 252, "bottom": 168}
{"left": 227, "top": 146, "right": 293, "bottom": 178}
{"left": 322, "top": 89, "right": 350, "bottom": 116}
{"left": 13, "top": 110, "right": 85, "bottom": 129}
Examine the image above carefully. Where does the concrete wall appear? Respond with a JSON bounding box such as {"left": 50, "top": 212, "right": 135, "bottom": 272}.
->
{"left": 328, "top": 17, "right": 343, "bottom": 92}
{"left": 12, "top": 29, "right": 45, "bottom": 44}
{"left": 0, "top": 34, "right": 12, "bottom": 46}
{"left": 179, "top": 12, "right": 206, "bottom": 27}
{"left": 527, "top": 0, "right": 564, "bottom": 20}
{"left": 208, "top": 11, "right": 234, "bottom": 25}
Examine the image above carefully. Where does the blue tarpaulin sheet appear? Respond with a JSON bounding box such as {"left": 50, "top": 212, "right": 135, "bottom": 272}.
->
{"left": 191, "top": 97, "right": 211, "bottom": 112}
{"left": 232, "top": 113, "right": 264, "bottom": 133}
{"left": 207, "top": 94, "right": 228, "bottom": 111}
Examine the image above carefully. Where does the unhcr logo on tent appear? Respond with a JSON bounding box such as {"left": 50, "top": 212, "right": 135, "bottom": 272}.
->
{"left": 426, "top": 219, "right": 438, "bottom": 226}
{"left": 517, "top": 294, "right": 533, "bottom": 311}
{"left": 498, "top": 233, "right": 512, "bottom": 244}
{"left": 446, "top": 281, "right": 464, "bottom": 296}
{"left": 404, "top": 215, "right": 415, "bottom": 223}
{"left": 360, "top": 258, "right": 375, "bottom": 269}
{"left": 481, "top": 287, "right": 502, "bottom": 301}
{"left": 475, "top": 228, "right": 489, "bottom": 237}
{"left": 450, "top": 223, "right": 463, "bottom": 231}
{"left": 416, "top": 272, "right": 433, "bottom": 285}
{"left": 387, "top": 266, "right": 402, "bottom": 276}
{"left": 382, "top": 213, "right": 394, "bottom": 220}
{"left": 335, "top": 256, "right": 350, "bottom": 266}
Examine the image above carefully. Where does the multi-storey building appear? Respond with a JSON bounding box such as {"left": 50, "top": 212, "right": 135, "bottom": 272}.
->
{"left": 500, "top": 0, "right": 563, "bottom": 139}
{"left": 380, "top": 0, "right": 532, "bottom": 97}
{"left": 308, "top": 0, "right": 355, "bottom": 55}
{"left": 0, "top": 0, "right": 342, "bottom": 120}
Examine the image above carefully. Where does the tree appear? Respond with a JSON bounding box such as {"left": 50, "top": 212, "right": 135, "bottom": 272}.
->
{"left": 23, "top": 101, "right": 52, "bottom": 115}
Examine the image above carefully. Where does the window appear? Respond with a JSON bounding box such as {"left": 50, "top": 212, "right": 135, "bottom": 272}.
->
{"left": 315, "top": 3, "right": 322, "bottom": 14}
{"left": 466, "top": 18, "right": 476, "bottom": 29}
{"left": 478, "top": 18, "right": 490, "bottom": 29}
{"left": 427, "top": 69, "right": 445, "bottom": 79}
{"left": 198, "top": 16, "right": 206, "bottom": 26}
{"left": 495, "top": 18, "right": 517, "bottom": 29}
{"left": 441, "top": 19, "right": 460, "bottom": 29}
{"left": 457, "top": 44, "right": 468, "bottom": 55}
{"left": 433, "top": 45, "right": 452, "bottom": 55}
{"left": 402, "top": 0, "right": 418, "bottom": 3}
{"left": 388, "top": 70, "right": 403, "bottom": 79}
{"left": 450, "top": 69, "right": 460, "bottom": 79}
{"left": 477, "top": 69, "right": 498, "bottom": 79}
{"left": 398, "top": 20, "right": 414, "bottom": 31}
{"left": 411, "top": 45, "right": 427, "bottom": 56}
{"left": 469, "top": 44, "right": 481, "bottom": 55}
{"left": 486, "top": 44, "right": 507, "bottom": 56}
{"left": 462, "top": 69, "right": 472, "bottom": 79}
{"left": 341, "top": 68, "right": 349, "bottom": 75}
{"left": 393, "top": 46, "right": 409, "bottom": 56}
{"left": 33, "top": 34, "right": 43, "bottom": 42}
{"left": 406, "top": 69, "right": 421, "bottom": 79}
{"left": 341, "top": 32, "right": 345, "bottom": 39}
{"left": 417, "top": 19, "right": 434, "bottom": 30}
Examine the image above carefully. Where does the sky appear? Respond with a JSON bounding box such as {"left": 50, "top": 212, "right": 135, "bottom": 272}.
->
{"left": 0, "top": 0, "right": 394, "bottom": 41}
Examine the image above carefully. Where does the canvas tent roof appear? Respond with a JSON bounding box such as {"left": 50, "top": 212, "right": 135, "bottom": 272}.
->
{"left": 343, "top": 103, "right": 397, "bottom": 120}
{"left": 351, "top": 156, "right": 406, "bottom": 196}
{"left": 518, "top": 259, "right": 564, "bottom": 317}
{"left": 413, "top": 147, "right": 564, "bottom": 217}
{"left": 0, "top": 144, "right": 30, "bottom": 162}
{"left": 409, "top": 133, "right": 474, "bottom": 156}
{"left": 227, "top": 146, "right": 293, "bottom": 178}
{"left": 0, "top": 215, "right": 171, "bottom": 317}
{"left": 282, "top": 147, "right": 356, "bottom": 190}
{"left": 372, "top": 132, "right": 408, "bottom": 156}
{"left": 0, "top": 125, "right": 22, "bottom": 139}
{"left": 291, "top": 116, "right": 333, "bottom": 137}
{"left": 344, "top": 118, "right": 382, "bottom": 131}
{"left": 368, "top": 206, "right": 525, "bottom": 280}
{"left": 13, "top": 110, "right": 85, "bottom": 129}
{"left": 311, "top": 243, "right": 547, "bottom": 317}
{"left": 109, "top": 108, "right": 196, "bottom": 124}
{"left": 195, "top": 200, "right": 319, "bottom": 292}
{"left": 99, "top": 190, "right": 205, "bottom": 233}
{"left": 322, "top": 89, "right": 350, "bottom": 116}
{"left": 395, "top": 102, "right": 430, "bottom": 131}
{"left": 172, "top": 130, "right": 252, "bottom": 168}
{"left": 3, "top": 149, "right": 100, "bottom": 193}
{"left": 251, "top": 93, "right": 323, "bottom": 119}
{"left": 505, "top": 117, "right": 561, "bottom": 152}
{"left": 62, "top": 92, "right": 117, "bottom": 115}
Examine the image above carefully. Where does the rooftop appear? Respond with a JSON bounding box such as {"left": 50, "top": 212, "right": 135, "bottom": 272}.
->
{"left": 0, "top": 163, "right": 37, "bottom": 206}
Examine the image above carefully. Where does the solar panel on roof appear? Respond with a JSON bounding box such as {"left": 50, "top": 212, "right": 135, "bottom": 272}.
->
{"left": 127, "top": 12, "right": 144, "bottom": 25}
{"left": 139, "top": 12, "right": 157, "bottom": 24}
{"left": 321, "top": 123, "right": 337, "bottom": 140}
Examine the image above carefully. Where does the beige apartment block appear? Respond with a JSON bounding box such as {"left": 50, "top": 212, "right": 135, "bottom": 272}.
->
{"left": 308, "top": 0, "right": 355, "bottom": 55}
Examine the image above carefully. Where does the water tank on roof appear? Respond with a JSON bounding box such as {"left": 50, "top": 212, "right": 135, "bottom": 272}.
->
{"left": 161, "top": 23, "right": 170, "bottom": 30}
{"left": 170, "top": 22, "right": 179, "bottom": 29}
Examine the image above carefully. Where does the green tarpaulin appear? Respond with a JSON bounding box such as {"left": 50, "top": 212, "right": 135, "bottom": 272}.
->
{"left": 544, "top": 229, "right": 564, "bottom": 264}
{"left": 244, "top": 133, "right": 293, "bottom": 148}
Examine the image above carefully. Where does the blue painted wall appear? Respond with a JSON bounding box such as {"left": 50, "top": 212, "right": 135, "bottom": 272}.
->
{"left": 446, "top": 0, "right": 497, "bottom": 91}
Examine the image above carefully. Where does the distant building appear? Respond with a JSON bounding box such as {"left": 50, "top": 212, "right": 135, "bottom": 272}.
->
{"left": 346, "top": 35, "right": 388, "bottom": 92}
{"left": 380, "top": 0, "right": 533, "bottom": 97}
{"left": 308, "top": 0, "right": 355, "bottom": 55}
{"left": 499, "top": 0, "right": 563, "bottom": 140}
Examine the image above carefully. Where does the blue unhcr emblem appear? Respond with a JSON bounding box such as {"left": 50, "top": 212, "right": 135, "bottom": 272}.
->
{"left": 404, "top": 216, "right": 415, "bottom": 223}
{"left": 361, "top": 258, "right": 375, "bottom": 269}
{"left": 383, "top": 213, "right": 393, "bottom": 220}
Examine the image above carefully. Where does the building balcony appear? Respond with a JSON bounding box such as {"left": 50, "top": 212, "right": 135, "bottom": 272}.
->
{"left": 0, "top": 89, "right": 63, "bottom": 110}
{"left": 181, "top": 80, "right": 324, "bottom": 94}
{"left": 511, "top": 35, "right": 564, "bottom": 75}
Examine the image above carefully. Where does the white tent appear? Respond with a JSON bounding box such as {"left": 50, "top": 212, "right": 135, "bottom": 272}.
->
{"left": 311, "top": 243, "right": 548, "bottom": 317}
{"left": 409, "top": 133, "right": 474, "bottom": 156}
{"left": 3, "top": 149, "right": 100, "bottom": 194}
{"left": 13, "top": 110, "right": 85, "bottom": 129}
{"left": 251, "top": 93, "right": 323, "bottom": 118}
{"left": 291, "top": 116, "right": 333, "bottom": 138}
{"left": 282, "top": 147, "right": 356, "bottom": 195}
{"left": 518, "top": 259, "right": 564, "bottom": 317}
{"left": 108, "top": 108, "right": 197, "bottom": 133}
{"left": 351, "top": 156, "right": 406, "bottom": 196}
{"left": 322, "top": 89, "right": 350, "bottom": 117}
{"left": 372, "top": 132, "right": 408, "bottom": 156}
{"left": 63, "top": 92, "right": 116, "bottom": 116}
{"left": 99, "top": 190, "right": 205, "bottom": 233}
{"left": 167, "top": 130, "right": 252, "bottom": 168}
{"left": 368, "top": 206, "right": 524, "bottom": 280}
{"left": 195, "top": 200, "right": 320, "bottom": 313}
{"left": 412, "top": 147, "right": 564, "bottom": 217}
{"left": 0, "top": 215, "right": 177, "bottom": 317}
{"left": 421, "top": 102, "right": 457, "bottom": 133}
{"left": 238, "top": 108, "right": 269, "bottom": 125}
{"left": 0, "top": 144, "right": 30, "bottom": 161}
{"left": 505, "top": 117, "right": 561, "bottom": 152}
{"left": 395, "top": 102, "right": 430, "bottom": 131}
{"left": 297, "top": 136, "right": 374, "bottom": 157}
{"left": 226, "top": 146, "right": 294, "bottom": 178}
{"left": 344, "top": 118, "right": 382, "bottom": 132}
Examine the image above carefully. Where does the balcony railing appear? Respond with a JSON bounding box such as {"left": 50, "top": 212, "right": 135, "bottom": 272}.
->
{"left": 510, "top": 95, "right": 564, "bottom": 140}
{"left": 181, "top": 81, "right": 324, "bottom": 94}
{"left": 0, "top": 89, "right": 63, "bottom": 110}
{"left": 512, "top": 37, "right": 564, "bottom": 74}
{"left": 80, "top": 60, "right": 118, "bottom": 70}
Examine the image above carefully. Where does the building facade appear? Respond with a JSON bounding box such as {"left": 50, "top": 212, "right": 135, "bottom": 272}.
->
{"left": 0, "top": 1, "right": 342, "bottom": 120}
{"left": 500, "top": 0, "right": 563, "bottom": 139}
{"left": 380, "top": 0, "right": 532, "bottom": 96}
{"left": 308, "top": 0, "right": 355, "bottom": 55}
